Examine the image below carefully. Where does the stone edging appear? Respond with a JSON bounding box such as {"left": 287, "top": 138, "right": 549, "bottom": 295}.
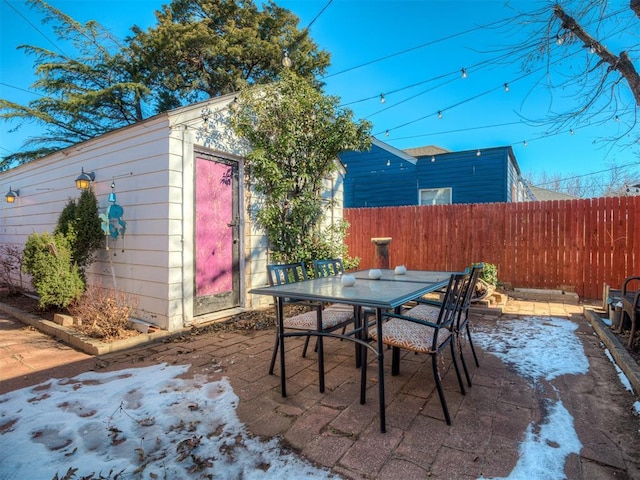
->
{"left": 0, "top": 302, "right": 182, "bottom": 356}
{"left": 584, "top": 308, "right": 640, "bottom": 395}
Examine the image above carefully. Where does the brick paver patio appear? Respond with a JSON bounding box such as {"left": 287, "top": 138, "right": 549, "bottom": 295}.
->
{"left": 1, "top": 298, "right": 639, "bottom": 479}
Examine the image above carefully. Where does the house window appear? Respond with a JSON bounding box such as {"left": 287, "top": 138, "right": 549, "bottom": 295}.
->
{"left": 419, "top": 187, "right": 452, "bottom": 205}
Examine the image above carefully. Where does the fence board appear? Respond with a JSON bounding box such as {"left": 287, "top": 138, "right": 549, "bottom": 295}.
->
{"left": 345, "top": 197, "right": 640, "bottom": 299}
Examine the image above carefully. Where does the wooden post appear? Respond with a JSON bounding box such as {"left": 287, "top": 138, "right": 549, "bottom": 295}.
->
{"left": 371, "top": 237, "right": 392, "bottom": 269}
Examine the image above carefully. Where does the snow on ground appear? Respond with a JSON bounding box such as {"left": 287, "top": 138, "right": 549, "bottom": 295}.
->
{"left": 603, "top": 347, "right": 634, "bottom": 392}
{"left": 0, "top": 315, "right": 632, "bottom": 479}
{"left": 474, "top": 317, "right": 587, "bottom": 480}
{"left": 0, "top": 364, "right": 338, "bottom": 479}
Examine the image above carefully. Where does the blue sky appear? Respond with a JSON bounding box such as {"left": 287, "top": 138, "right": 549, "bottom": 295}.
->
{"left": 1, "top": 0, "right": 638, "bottom": 188}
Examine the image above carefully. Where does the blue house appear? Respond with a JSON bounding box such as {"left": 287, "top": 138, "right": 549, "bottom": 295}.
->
{"left": 340, "top": 139, "right": 532, "bottom": 207}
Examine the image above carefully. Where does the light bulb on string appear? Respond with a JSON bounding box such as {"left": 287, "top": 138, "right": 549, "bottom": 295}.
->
{"left": 461, "top": 68, "right": 467, "bottom": 79}
{"left": 380, "top": 94, "right": 386, "bottom": 104}
{"left": 282, "top": 50, "right": 293, "bottom": 68}
{"left": 589, "top": 44, "right": 596, "bottom": 54}
{"left": 431, "top": 156, "right": 436, "bottom": 162}
{"left": 523, "top": 140, "right": 528, "bottom": 147}
{"left": 386, "top": 159, "right": 391, "bottom": 166}
{"left": 385, "top": 130, "right": 389, "bottom": 137}
{"left": 476, "top": 149, "right": 481, "bottom": 157}
{"left": 504, "top": 83, "right": 509, "bottom": 92}
{"left": 437, "top": 111, "right": 443, "bottom": 119}
{"left": 556, "top": 34, "right": 564, "bottom": 45}
{"left": 570, "top": 129, "right": 575, "bottom": 135}
{"left": 615, "top": 115, "right": 620, "bottom": 122}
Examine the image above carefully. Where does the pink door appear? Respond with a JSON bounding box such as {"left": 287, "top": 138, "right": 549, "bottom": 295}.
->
{"left": 194, "top": 154, "right": 240, "bottom": 316}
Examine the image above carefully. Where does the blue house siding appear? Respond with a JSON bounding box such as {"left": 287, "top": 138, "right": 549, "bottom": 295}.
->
{"left": 341, "top": 141, "right": 528, "bottom": 207}
{"left": 415, "top": 147, "right": 513, "bottom": 204}
{"left": 341, "top": 142, "right": 417, "bottom": 207}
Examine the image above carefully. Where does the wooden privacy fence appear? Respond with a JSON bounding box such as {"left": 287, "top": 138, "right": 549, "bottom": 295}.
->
{"left": 344, "top": 196, "right": 640, "bottom": 299}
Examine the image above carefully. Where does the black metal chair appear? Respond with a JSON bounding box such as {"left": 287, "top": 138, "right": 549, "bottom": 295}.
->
{"left": 267, "top": 262, "right": 354, "bottom": 393}
{"left": 404, "top": 264, "right": 483, "bottom": 387}
{"left": 621, "top": 275, "right": 640, "bottom": 348}
{"left": 369, "top": 272, "right": 469, "bottom": 425}
{"left": 313, "top": 258, "right": 362, "bottom": 364}
{"left": 313, "top": 258, "right": 345, "bottom": 277}
{"left": 313, "top": 258, "right": 354, "bottom": 318}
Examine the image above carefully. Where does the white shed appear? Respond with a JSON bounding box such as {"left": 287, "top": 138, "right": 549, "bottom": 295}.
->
{"left": 0, "top": 94, "right": 345, "bottom": 331}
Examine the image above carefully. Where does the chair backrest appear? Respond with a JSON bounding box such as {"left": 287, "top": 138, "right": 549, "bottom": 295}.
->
{"left": 313, "top": 258, "right": 345, "bottom": 278}
{"left": 461, "top": 263, "right": 484, "bottom": 311}
{"left": 267, "top": 262, "right": 309, "bottom": 286}
{"left": 437, "top": 272, "right": 470, "bottom": 329}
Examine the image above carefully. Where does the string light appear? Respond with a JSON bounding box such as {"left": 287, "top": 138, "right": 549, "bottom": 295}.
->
{"left": 461, "top": 68, "right": 467, "bottom": 79}
{"left": 437, "top": 111, "right": 443, "bottom": 119}
{"left": 476, "top": 149, "right": 481, "bottom": 156}
{"left": 589, "top": 44, "right": 596, "bottom": 54}
{"left": 523, "top": 140, "right": 528, "bottom": 147}
{"left": 282, "top": 50, "right": 293, "bottom": 68}
{"left": 504, "top": 83, "right": 509, "bottom": 92}
{"left": 386, "top": 159, "right": 391, "bottom": 166}
{"left": 556, "top": 34, "right": 565, "bottom": 46}
{"left": 380, "top": 93, "right": 386, "bottom": 104}
{"left": 385, "top": 130, "right": 389, "bottom": 136}
{"left": 570, "top": 129, "right": 575, "bottom": 135}
{"left": 431, "top": 156, "right": 436, "bottom": 162}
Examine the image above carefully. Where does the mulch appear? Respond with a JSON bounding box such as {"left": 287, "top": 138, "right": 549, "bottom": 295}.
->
{"left": 0, "top": 290, "right": 309, "bottom": 336}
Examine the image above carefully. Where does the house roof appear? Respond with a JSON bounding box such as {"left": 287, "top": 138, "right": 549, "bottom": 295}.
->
{"left": 527, "top": 184, "right": 579, "bottom": 201}
{"left": 403, "top": 145, "right": 450, "bottom": 157}
{"left": 371, "top": 138, "right": 418, "bottom": 164}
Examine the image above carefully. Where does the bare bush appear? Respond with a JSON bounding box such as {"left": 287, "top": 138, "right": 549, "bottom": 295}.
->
{"left": 0, "top": 244, "right": 24, "bottom": 293}
{"left": 68, "top": 286, "right": 139, "bottom": 340}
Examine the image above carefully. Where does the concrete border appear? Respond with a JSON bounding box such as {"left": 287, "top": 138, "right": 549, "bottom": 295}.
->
{"left": 585, "top": 307, "right": 640, "bottom": 395}
{"left": 0, "top": 302, "right": 180, "bottom": 355}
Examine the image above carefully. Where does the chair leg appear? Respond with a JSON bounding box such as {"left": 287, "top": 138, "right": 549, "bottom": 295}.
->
{"left": 302, "top": 335, "right": 311, "bottom": 357}
{"left": 466, "top": 324, "right": 480, "bottom": 367}
{"left": 268, "top": 334, "right": 279, "bottom": 375}
{"left": 450, "top": 341, "right": 466, "bottom": 395}
{"left": 457, "top": 335, "right": 473, "bottom": 388}
{"left": 628, "top": 310, "right": 638, "bottom": 349}
{"left": 432, "top": 353, "right": 451, "bottom": 425}
{"left": 391, "top": 346, "right": 401, "bottom": 376}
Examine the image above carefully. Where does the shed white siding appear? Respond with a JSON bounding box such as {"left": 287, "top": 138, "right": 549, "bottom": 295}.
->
{"left": 0, "top": 95, "right": 345, "bottom": 331}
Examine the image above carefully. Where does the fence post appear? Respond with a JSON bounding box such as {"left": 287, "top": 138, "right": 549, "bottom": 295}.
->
{"left": 371, "top": 237, "right": 392, "bottom": 269}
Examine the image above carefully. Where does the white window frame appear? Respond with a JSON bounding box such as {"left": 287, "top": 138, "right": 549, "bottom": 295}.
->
{"left": 419, "top": 187, "right": 452, "bottom": 205}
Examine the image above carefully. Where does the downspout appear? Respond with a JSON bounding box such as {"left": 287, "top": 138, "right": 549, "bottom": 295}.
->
{"left": 181, "top": 125, "right": 187, "bottom": 326}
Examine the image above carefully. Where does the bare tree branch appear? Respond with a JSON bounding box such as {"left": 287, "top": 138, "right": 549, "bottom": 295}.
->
{"left": 553, "top": 4, "right": 640, "bottom": 105}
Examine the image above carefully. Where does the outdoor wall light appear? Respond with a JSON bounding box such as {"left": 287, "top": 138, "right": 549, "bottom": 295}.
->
{"left": 282, "top": 50, "right": 292, "bottom": 68}
{"left": 5, "top": 187, "right": 19, "bottom": 203}
{"left": 75, "top": 167, "right": 95, "bottom": 190}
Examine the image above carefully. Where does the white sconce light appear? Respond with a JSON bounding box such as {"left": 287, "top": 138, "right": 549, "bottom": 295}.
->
{"left": 75, "top": 167, "right": 95, "bottom": 190}
{"left": 5, "top": 187, "right": 19, "bottom": 203}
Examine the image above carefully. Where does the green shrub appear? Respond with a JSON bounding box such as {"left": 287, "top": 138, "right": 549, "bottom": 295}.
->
{"left": 270, "top": 220, "right": 360, "bottom": 273}
{"left": 22, "top": 231, "right": 84, "bottom": 309}
{"left": 475, "top": 262, "right": 498, "bottom": 286}
{"left": 55, "top": 188, "right": 104, "bottom": 276}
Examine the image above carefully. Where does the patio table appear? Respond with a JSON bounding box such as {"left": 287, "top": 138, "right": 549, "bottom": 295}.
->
{"left": 250, "top": 269, "right": 450, "bottom": 433}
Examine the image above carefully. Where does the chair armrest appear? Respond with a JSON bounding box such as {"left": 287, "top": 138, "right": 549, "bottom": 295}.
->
{"left": 382, "top": 311, "right": 440, "bottom": 330}
{"left": 622, "top": 276, "right": 640, "bottom": 308}
{"left": 622, "top": 276, "right": 640, "bottom": 295}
